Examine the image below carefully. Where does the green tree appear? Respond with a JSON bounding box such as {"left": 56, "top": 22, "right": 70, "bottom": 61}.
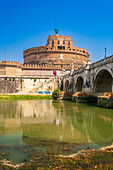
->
{"left": 52, "top": 88, "right": 60, "bottom": 99}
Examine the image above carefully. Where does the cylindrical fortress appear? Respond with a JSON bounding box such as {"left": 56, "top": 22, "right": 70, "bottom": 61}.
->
{"left": 23, "top": 33, "right": 89, "bottom": 70}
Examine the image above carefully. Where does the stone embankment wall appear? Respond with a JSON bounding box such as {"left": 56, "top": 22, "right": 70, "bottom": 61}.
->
{"left": 21, "top": 77, "right": 58, "bottom": 94}
{"left": 0, "top": 60, "right": 66, "bottom": 94}
{"left": 0, "top": 78, "right": 22, "bottom": 93}
{"left": 0, "top": 76, "right": 58, "bottom": 94}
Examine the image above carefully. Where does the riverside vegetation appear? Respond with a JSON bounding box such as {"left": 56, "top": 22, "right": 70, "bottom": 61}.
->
{"left": 0, "top": 146, "right": 113, "bottom": 169}
{"left": 52, "top": 88, "right": 60, "bottom": 99}
{"left": 0, "top": 95, "right": 52, "bottom": 100}
{"left": 0, "top": 91, "right": 113, "bottom": 169}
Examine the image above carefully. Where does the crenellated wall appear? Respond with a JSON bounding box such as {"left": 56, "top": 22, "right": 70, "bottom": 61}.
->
{"left": 0, "top": 31, "right": 90, "bottom": 94}
{"left": 23, "top": 34, "right": 88, "bottom": 68}
{"left": 0, "top": 61, "right": 62, "bottom": 94}
{"left": 23, "top": 63, "right": 82, "bottom": 71}
{"left": 0, "top": 61, "right": 22, "bottom": 76}
{"left": 0, "top": 60, "right": 84, "bottom": 77}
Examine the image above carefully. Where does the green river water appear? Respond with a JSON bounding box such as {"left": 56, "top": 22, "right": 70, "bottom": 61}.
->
{"left": 0, "top": 99, "right": 113, "bottom": 163}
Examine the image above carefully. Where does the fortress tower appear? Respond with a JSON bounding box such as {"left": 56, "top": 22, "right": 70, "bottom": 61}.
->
{"left": 0, "top": 30, "right": 90, "bottom": 94}
{"left": 23, "top": 29, "right": 89, "bottom": 70}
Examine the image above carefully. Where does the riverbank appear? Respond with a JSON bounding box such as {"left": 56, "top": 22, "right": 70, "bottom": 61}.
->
{"left": 0, "top": 94, "right": 53, "bottom": 100}
{"left": 0, "top": 145, "right": 113, "bottom": 169}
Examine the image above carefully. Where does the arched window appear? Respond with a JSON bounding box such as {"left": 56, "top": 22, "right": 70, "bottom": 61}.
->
{"left": 52, "top": 40, "right": 54, "bottom": 47}
{"left": 58, "top": 40, "right": 60, "bottom": 44}
{"left": 68, "top": 41, "right": 70, "bottom": 48}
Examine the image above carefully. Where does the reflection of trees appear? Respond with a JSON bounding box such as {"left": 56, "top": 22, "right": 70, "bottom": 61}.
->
{"left": 94, "top": 114, "right": 112, "bottom": 139}
{"left": 0, "top": 101, "right": 22, "bottom": 118}
{"left": 0, "top": 100, "right": 113, "bottom": 154}
{"left": 75, "top": 112, "right": 83, "bottom": 124}
{"left": 56, "top": 101, "right": 113, "bottom": 146}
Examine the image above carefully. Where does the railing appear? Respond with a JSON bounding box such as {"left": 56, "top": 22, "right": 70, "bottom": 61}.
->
{"left": 90, "top": 55, "right": 113, "bottom": 69}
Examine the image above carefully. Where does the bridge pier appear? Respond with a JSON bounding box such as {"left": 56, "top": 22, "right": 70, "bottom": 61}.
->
{"left": 82, "top": 86, "right": 90, "bottom": 94}
{"left": 62, "top": 55, "right": 113, "bottom": 96}
{"left": 112, "top": 79, "right": 113, "bottom": 93}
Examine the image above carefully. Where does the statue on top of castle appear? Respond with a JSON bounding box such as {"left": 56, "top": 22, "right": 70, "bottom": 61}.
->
{"left": 54, "top": 28, "right": 59, "bottom": 35}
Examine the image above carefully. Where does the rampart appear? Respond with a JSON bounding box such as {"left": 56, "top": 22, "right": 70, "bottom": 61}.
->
{"left": 23, "top": 63, "right": 78, "bottom": 70}
{"left": 0, "top": 61, "right": 82, "bottom": 77}
{"left": 0, "top": 61, "right": 23, "bottom": 76}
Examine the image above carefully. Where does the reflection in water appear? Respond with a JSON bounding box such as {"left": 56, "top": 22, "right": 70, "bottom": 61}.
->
{"left": 0, "top": 100, "right": 113, "bottom": 163}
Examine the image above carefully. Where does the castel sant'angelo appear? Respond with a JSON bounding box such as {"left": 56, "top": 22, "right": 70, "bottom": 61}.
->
{"left": 0, "top": 29, "right": 90, "bottom": 94}
{"left": 24, "top": 29, "right": 89, "bottom": 67}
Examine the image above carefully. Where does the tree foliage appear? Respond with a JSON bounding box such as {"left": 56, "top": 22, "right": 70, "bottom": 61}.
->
{"left": 52, "top": 88, "right": 60, "bottom": 99}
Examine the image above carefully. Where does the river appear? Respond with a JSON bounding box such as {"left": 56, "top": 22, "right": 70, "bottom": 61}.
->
{"left": 0, "top": 99, "right": 113, "bottom": 163}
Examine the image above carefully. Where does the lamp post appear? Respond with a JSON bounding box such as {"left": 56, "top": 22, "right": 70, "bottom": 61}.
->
{"left": 105, "top": 48, "right": 107, "bottom": 59}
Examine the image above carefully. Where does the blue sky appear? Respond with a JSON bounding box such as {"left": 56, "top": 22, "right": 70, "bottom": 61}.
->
{"left": 0, "top": 0, "right": 113, "bottom": 63}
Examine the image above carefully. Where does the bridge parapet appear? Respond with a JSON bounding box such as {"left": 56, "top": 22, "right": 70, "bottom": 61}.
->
{"left": 73, "top": 66, "right": 86, "bottom": 75}
{"left": 90, "top": 55, "right": 113, "bottom": 69}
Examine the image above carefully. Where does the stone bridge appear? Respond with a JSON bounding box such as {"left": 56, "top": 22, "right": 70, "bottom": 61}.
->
{"left": 62, "top": 55, "right": 113, "bottom": 95}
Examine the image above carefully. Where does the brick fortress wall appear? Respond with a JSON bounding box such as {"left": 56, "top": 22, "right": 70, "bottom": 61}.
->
{"left": 0, "top": 31, "right": 89, "bottom": 94}
{"left": 0, "top": 78, "right": 22, "bottom": 93}
{"left": 23, "top": 34, "right": 89, "bottom": 68}
{"left": 0, "top": 61, "right": 63, "bottom": 93}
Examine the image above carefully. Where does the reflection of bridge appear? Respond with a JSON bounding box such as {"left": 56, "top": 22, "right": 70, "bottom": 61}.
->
{"left": 58, "top": 101, "right": 113, "bottom": 146}
{"left": 0, "top": 100, "right": 113, "bottom": 155}
{"left": 62, "top": 55, "right": 113, "bottom": 94}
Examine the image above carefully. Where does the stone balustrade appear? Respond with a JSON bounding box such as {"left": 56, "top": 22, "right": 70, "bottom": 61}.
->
{"left": 90, "top": 55, "right": 113, "bottom": 69}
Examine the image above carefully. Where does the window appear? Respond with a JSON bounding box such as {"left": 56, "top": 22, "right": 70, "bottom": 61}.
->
{"left": 58, "top": 46, "right": 62, "bottom": 50}
{"left": 52, "top": 40, "right": 54, "bottom": 47}
{"left": 58, "top": 40, "right": 60, "bottom": 44}
{"left": 68, "top": 41, "right": 70, "bottom": 48}
{"left": 57, "top": 46, "right": 65, "bottom": 50}
{"left": 63, "top": 41, "right": 65, "bottom": 44}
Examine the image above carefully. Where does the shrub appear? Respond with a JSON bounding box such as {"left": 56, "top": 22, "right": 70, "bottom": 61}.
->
{"left": 52, "top": 88, "right": 60, "bottom": 99}
{"left": 72, "top": 96, "right": 76, "bottom": 102}
{"left": 85, "top": 95, "right": 97, "bottom": 103}
{"left": 34, "top": 78, "right": 37, "bottom": 82}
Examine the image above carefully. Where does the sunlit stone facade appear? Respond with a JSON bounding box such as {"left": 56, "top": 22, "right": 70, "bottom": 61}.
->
{"left": 0, "top": 30, "right": 90, "bottom": 94}
{"left": 24, "top": 31, "right": 89, "bottom": 69}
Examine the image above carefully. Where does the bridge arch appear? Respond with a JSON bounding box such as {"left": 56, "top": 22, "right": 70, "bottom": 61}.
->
{"left": 94, "top": 66, "right": 113, "bottom": 81}
{"left": 65, "top": 80, "right": 69, "bottom": 91}
{"left": 94, "top": 68, "right": 112, "bottom": 93}
{"left": 75, "top": 76, "right": 84, "bottom": 92}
